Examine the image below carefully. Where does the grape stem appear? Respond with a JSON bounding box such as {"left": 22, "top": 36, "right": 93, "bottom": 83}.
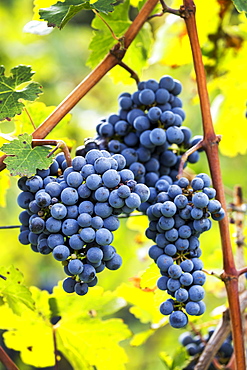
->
{"left": 92, "top": 10, "right": 120, "bottom": 42}
{"left": 0, "top": 213, "right": 146, "bottom": 231}
{"left": 23, "top": 107, "right": 36, "bottom": 130}
{"left": 109, "top": 52, "right": 140, "bottom": 85}
{"left": 177, "top": 138, "right": 205, "bottom": 178}
{"left": 182, "top": 0, "right": 246, "bottom": 368}
{"left": 148, "top": 0, "right": 181, "bottom": 19}
{"left": 0, "top": 346, "right": 19, "bottom": 370}
{"left": 237, "top": 266, "right": 247, "bottom": 277}
{"left": 226, "top": 355, "right": 237, "bottom": 370}
{"left": 0, "top": 225, "right": 21, "bottom": 229}
{"left": 32, "top": 139, "right": 72, "bottom": 167}
{"left": 202, "top": 269, "right": 222, "bottom": 280}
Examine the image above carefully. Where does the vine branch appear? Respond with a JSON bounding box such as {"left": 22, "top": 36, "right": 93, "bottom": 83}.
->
{"left": 182, "top": 0, "right": 246, "bottom": 368}
{"left": 195, "top": 290, "right": 247, "bottom": 369}
{"left": 0, "top": 0, "right": 159, "bottom": 173}
{"left": 0, "top": 346, "right": 19, "bottom": 370}
{"left": 148, "top": 0, "right": 181, "bottom": 19}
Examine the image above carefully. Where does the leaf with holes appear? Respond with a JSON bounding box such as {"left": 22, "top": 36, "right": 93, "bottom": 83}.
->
{"left": 0, "top": 133, "right": 53, "bottom": 177}
{"left": 0, "top": 65, "right": 42, "bottom": 121}
{"left": 0, "top": 266, "right": 35, "bottom": 315}
{"left": 39, "top": 0, "right": 116, "bottom": 30}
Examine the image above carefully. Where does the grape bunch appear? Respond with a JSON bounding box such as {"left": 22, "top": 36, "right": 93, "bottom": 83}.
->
{"left": 179, "top": 328, "right": 233, "bottom": 369}
{"left": 76, "top": 75, "right": 202, "bottom": 209}
{"left": 146, "top": 173, "right": 225, "bottom": 328}
{"left": 17, "top": 149, "right": 150, "bottom": 295}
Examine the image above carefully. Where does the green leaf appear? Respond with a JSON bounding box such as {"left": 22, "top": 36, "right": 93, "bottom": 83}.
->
{"left": 93, "top": 0, "right": 116, "bottom": 13}
{"left": 87, "top": 1, "right": 130, "bottom": 68}
{"left": 171, "top": 347, "right": 189, "bottom": 369}
{"left": 0, "top": 65, "right": 42, "bottom": 121}
{"left": 39, "top": 0, "right": 116, "bottom": 29}
{"left": 0, "top": 266, "right": 35, "bottom": 315}
{"left": 109, "top": 22, "right": 153, "bottom": 84}
{"left": 0, "top": 133, "right": 53, "bottom": 177}
{"left": 232, "top": 0, "right": 247, "bottom": 14}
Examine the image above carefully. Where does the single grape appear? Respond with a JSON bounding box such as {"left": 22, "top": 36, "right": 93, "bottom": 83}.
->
{"left": 68, "top": 259, "right": 84, "bottom": 275}
{"left": 160, "top": 300, "right": 174, "bottom": 315}
{"left": 63, "top": 277, "right": 76, "bottom": 293}
{"left": 52, "top": 245, "right": 70, "bottom": 261}
{"left": 169, "top": 311, "right": 188, "bottom": 328}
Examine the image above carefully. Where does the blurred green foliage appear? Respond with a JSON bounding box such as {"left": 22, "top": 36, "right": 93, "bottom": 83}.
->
{"left": 0, "top": 0, "right": 247, "bottom": 369}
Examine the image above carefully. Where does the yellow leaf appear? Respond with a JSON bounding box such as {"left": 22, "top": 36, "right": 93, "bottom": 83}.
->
{"left": 130, "top": 329, "right": 155, "bottom": 346}
{"left": 126, "top": 213, "right": 148, "bottom": 233}
{"left": 0, "top": 171, "right": 10, "bottom": 207}
{"left": 210, "top": 42, "right": 247, "bottom": 156}
{"left": 14, "top": 101, "right": 71, "bottom": 136}
{"left": 140, "top": 263, "right": 160, "bottom": 290}
{"left": 117, "top": 283, "right": 165, "bottom": 324}
{"left": 57, "top": 318, "right": 131, "bottom": 370}
{"left": 151, "top": 0, "right": 221, "bottom": 66}
{"left": 0, "top": 304, "right": 54, "bottom": 367}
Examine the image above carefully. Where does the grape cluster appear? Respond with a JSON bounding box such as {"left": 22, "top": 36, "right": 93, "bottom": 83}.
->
{"left": 146, "top": 173, "right": 225, "bottom": 328}
{"left": 179, "top": 329, "right": 233, "bottom": 369}
{"left": 16, "top": 75, "right": 225, "bottom": 327}
{"left": 76, "top": 75, "right": 202, "bottom": 211}
{"left": 17, "top": 149, "right": 150, "bottom": 295}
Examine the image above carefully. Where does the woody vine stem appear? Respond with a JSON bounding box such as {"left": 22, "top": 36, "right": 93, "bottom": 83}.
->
{"left": 0, "top": 0, "right": 245, "bottom": 369}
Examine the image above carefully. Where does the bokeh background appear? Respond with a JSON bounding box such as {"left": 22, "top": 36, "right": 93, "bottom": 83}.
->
{"left": 0, "top": 0, "right": 247, "bottom": 369}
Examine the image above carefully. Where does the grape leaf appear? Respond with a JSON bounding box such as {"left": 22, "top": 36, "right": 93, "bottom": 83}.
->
{"left": 209, "top": 42, "right": 247, "bottom": 157}
{"left": 232, "top": 0, "right": 247, "bottom": 14}
{"left": 109, "top": 22, "right": 153, "bottom": 84}
{"left": 33, "top": 0, "right": 64, "bottom": 20}
{"left": 0, "top": 65, "right": 42, "bottom": 121}
{"left": 0, "top": 303, "right": 55, "bottom": 367}
{"left": 52, "top": 284, "right": 130, "bottom": 369}
{"left": 0, "top": 171, "right": 10, "bottom": 207}
{"left": 0, "top": 266, "right": 35, "bottom": 315}
{"left": 39, "top": 0, "right": 116, "bottom": 29}
{"left": 139, "top": 262, "right": 160, "bottom": 290}
{"left": 0, "top": 133, "right": 53, "bottom": 177}
{"left": 87, "top": 1, "right": 130, "bottom": 69}
{"left": 150, "top": 0, "right": 220, "bottom": 67}
{"left": 57, "top": 318, "right": 130, "bottom": 370}
{"left": 130, "top": 329, "right": 155, "bottom": 346}
{"left": 51, "top": 283, "right": 127, "bottom": 320}
{"left": 160, "top": 347, "right": 189, "bottom": 370}
{"left": 117, "top": 282, "right": 166, "bottom": 325}
{"left": 0, "top": 283, "right": 130, "bottom": 368}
